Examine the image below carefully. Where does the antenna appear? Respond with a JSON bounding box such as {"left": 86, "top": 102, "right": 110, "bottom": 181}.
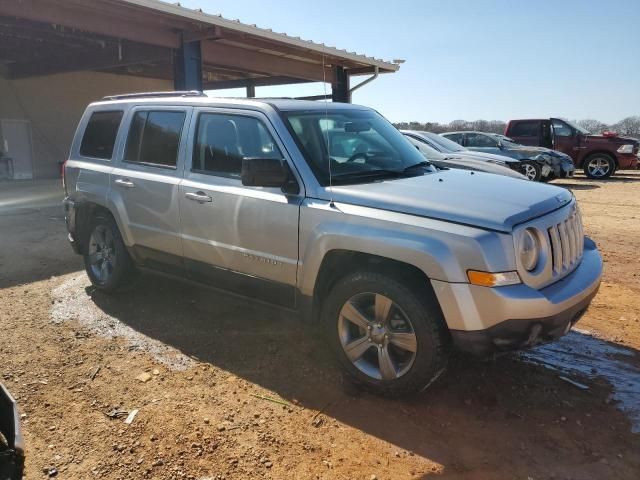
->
{"left": 321, "top": 50, "right": 334, "bottom": 207}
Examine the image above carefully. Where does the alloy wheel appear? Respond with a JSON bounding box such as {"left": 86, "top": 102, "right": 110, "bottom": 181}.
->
{"left": 88, "top": 225, "right": 116, "bottom": 283}
{"left": 523, "top": 163, "right": 538, "bottom": 181}
{"left": 338, "top": 292, "right": 417, "bottom": 381}
{"left": 587, "top": 157, "right": 611, "bottom": 178}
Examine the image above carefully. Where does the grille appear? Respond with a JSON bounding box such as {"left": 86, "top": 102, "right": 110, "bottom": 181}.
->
{"left": 547, "top": 209, "right": 584, "bottom": 276}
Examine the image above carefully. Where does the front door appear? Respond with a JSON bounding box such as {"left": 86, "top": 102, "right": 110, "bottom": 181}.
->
{"left": 179, "top": 108, "right": 302, "bottom": 307}
{"left": 1, "top": 119, "right": 34, "bottom": 179}
{"left": 550, "top": 118, "right": 577, "bottom": 160}
{"left": 110, "top": 107, "right": 191, "bottom": 274}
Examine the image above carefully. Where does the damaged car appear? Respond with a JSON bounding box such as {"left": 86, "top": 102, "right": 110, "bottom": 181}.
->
{"left": 402, "top": 130, "right": 532, "bottom": 179}
{"left": 442, "top": 131, "right": 575, "bottom": 182}
{"left": 401, "top": 131, "right": 527, "bottom": 179}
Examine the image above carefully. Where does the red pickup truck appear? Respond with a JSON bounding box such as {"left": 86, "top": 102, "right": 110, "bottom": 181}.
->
{"left": 505, "top": 118, "right": 639, "bottom": 179}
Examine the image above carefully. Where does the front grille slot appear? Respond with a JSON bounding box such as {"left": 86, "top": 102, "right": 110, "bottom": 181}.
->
{"left": 547, "top": 212, "right": 584, "bottom": 276}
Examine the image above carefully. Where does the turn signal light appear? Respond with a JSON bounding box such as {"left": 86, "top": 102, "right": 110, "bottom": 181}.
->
{"left": 467, "top": 270, "right": 521, "bottom": 287}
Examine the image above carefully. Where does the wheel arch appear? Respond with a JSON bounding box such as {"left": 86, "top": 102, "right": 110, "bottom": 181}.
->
{"left": 309, "top": 250, "right": 443, "bottom": 324}
{"left": 73, "top": 201, "right": 123, "bottom": 254}
{"left": 582, "top": 150, "right": 617, "bottom": 168}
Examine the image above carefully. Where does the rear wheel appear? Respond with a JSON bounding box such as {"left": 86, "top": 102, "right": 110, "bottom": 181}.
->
{"left": 323, "top": 271, "right": 450, "bottom": 396}
{"left": 83, "top": 214, "right": 135, "bottom": 291}
{"left": 521, "top": 161, "right": 542, "bottom": 181}
{"left": 583, "top": 154, "right": 614, "bottom": 179}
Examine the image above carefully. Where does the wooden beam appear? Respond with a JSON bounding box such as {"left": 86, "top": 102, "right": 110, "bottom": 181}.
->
{"left": 183, "top": 26, "right": 222, "bottom": 44}
{"left": 203, "top": 76, "right": 312, "bottom": 90}
{"left": 0, "top": 0, "right": 180, "bottom": 48}
{"left": 201, "top": 41, "right": 336, "bottom": 83}
{"left": 8, "top": 42, "right": 172, "bottom": 78}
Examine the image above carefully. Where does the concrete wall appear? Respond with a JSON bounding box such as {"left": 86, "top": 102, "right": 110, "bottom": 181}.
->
{"left": 0, "top": 72, "right": 172, "bottom": 179}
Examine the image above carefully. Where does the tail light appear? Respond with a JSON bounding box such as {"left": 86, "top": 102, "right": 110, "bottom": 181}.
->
{"left": 602, "top": 131, "right": 618, "bottom": 138}
{"left": 61, "top": 160, "right": 68, "bottom": 191}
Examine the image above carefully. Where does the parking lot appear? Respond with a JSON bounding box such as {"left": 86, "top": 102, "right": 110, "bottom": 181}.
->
{"left": 1, "top": 173, "right": 639, "bottom": 479}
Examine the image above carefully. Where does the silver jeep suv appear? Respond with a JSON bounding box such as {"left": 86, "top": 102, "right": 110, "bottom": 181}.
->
{"left": 63, "top": 92, "right": 603, "bottom": 395}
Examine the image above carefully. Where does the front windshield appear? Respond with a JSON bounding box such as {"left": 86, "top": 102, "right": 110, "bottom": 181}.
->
{"left": 284, "top": 109, "right": 433, "bottom": 185}
{"left": 421, "top": 132, "right": 466, "bottom": 153}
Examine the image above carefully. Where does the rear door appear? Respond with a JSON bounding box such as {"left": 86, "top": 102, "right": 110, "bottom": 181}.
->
{"left": 110, "top": 106, "right": 191, "bottom": 274}
{"left": 179, "top": 108, "right": 302, "bottom": 307}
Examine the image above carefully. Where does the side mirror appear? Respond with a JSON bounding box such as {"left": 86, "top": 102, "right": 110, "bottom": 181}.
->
{"left": 241, "top": 157, "right": 290, "bottom": 188}
{"left": 497, "top": 141, "right": 504, "bottom": 149}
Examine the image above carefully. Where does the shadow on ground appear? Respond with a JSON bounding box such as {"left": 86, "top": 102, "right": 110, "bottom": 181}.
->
{"left": 85, "top": 273, "right": 640, "bottom": 479}
{"left": 553, "top": 182, "right": 600, "bottom": 191}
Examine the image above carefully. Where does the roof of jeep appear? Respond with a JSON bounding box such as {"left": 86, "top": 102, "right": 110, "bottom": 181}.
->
{"left": 90, "top": 95, "right": 371, "bottom": 112}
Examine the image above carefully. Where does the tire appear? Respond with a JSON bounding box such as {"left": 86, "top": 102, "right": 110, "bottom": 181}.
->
{"left": 583, "top": 153, "right": 614, "bottom": 179}
{"left": 521, "top": 161, "right": 542, "bottom": 181}
{"left": 322, "top": 271, "right": 451, "bottom": 396}
{"left": 83, "top": 213, "right": 135, "bottom": 291}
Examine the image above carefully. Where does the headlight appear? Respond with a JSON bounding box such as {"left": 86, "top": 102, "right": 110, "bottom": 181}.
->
{"left": 519, "top": 228, "right": 540, "bottom": 271}
{"left": 617, "top": 144, "right": 634, "bottom": 154}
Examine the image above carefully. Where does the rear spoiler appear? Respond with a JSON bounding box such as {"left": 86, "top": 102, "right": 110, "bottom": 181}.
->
{"left": 0, "top": 383, "right": 24, "bottom": 480}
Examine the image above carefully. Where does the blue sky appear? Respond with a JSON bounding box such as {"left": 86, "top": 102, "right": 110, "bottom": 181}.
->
{"left": 181, "top": 0, "right": 640, "bottom": 124}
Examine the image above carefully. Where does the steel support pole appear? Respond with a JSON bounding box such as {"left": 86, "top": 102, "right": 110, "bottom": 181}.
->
{"left": 331, "top": 66, "right": 350, "bottom": 103}
{"left": 174, "top": 38, "right": 203, "bottom": 91}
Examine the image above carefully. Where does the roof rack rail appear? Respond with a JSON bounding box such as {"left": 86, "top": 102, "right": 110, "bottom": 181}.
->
{"left": 101, "top": 91, "right": 206, "bottom": 101}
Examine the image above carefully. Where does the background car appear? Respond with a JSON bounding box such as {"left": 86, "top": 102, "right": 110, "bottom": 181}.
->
{"left": 402, "top": 130, "right": 534, "bottom": 179}
{"left": 442, "top": 131, "right": 575, "bottom": 182}
{"left": 505, "top": 118, "right": 640, "bottom": 179}
{"left": 402, "top": 132, "right": 527, "bottom": 179}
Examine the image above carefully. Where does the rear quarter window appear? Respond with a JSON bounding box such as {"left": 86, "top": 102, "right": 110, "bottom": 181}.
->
{"left": 79, "top": 111, "right": 124, "bottom": 159}
{"left": 509, "top": 121, "right": 539, "bottom": 137}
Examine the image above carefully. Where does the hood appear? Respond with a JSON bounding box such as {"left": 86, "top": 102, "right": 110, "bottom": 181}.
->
{"left": 324, "top": 169, "right": 573, "bottom": 232}
{"left": 585, "top": 134, "right": 639, "bottom": 145}
{"left": 432, "top": 157, "right": 527, "bottom": 179}
{"left": 449, "top": 150, "right": 520, "bottom": 165}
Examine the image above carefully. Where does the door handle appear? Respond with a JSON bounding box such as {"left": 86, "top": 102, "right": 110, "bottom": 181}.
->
{"left": 185, "top": 191, "right": 212, "bottom": 203}
{"left": 114, "top": 178, "right": 135, "bottom": 188}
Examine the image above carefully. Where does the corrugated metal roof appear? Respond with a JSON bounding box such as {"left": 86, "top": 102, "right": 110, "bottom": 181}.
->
{"left": 118, "top": 0, "right": 400, "bottom": 73}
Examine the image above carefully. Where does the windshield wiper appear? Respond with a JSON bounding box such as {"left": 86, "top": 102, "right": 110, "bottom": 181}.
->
{"left": 402, "top": 160, "right": 431, "bottom": 172}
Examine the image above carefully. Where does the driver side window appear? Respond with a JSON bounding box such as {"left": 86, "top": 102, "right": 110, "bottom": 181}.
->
{"left": 192, "top": 113, "right": 282, "bottom": 177}
{"left": 552, "top": 120, "right": 573, "bottom": 137}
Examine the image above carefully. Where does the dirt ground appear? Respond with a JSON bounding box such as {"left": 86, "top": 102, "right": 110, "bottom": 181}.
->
{"left": 1, "top": 173, "right": 639, "bottom": 480}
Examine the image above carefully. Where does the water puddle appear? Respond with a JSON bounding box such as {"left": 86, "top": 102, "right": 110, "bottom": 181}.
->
{"left": 522, "top": 329, "right": 640, "bottom": 432}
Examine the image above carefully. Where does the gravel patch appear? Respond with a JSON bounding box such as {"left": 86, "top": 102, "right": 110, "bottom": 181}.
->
{"left": 51, "top": 274, "right": 194, "bottom": 370}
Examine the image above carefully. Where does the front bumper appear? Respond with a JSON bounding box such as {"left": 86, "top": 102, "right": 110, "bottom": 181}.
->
{"left": 432, "top": 237, "right": 602, "bottom": 356}
{"left": 615, "top": 153, "right": 639, "bottom": 170}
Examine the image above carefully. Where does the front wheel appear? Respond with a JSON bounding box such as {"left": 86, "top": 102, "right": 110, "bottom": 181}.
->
{"left": 583, "top": 154, "right": 614, "bottom": 179}
{"left": 521, "top": 161, "right": 542, "bottom": 181}
{"left": 323, "top": 271, "right": 451, "bottom": 396}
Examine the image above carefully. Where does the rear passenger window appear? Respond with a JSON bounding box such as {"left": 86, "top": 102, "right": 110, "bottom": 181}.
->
{"left": 465, "top": 133, "right": 498, "bottom": 147}
{"left": 124, "top": 111, "right": 186, "bottom": 168}
{"left": 192, "top": 113, "right": 282, "bottom": 177}
{"left": 510, "top": 121, "right": 539, "bottom": 137}
{"left": 79, "top": 111, "right": 123, "bottom": 159}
